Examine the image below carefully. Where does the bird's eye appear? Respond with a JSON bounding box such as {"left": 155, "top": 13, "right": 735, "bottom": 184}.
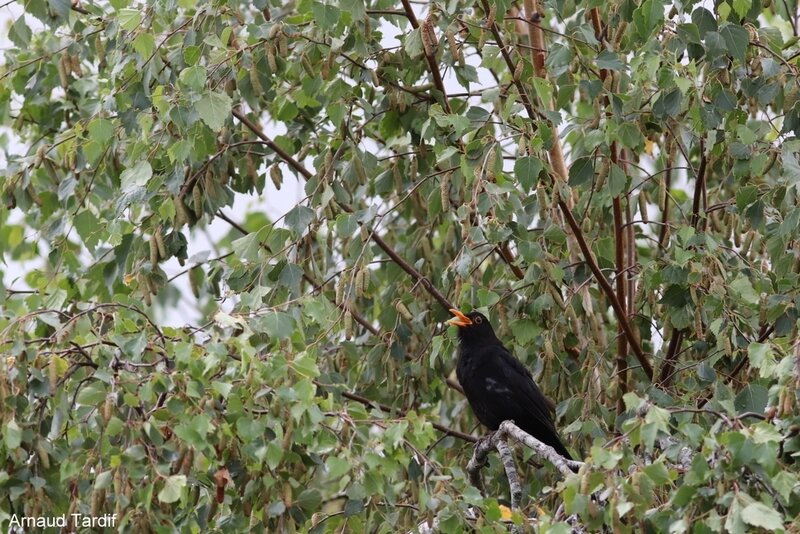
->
{"left": 474, "top": 316, "right": 483, "bottom": 324}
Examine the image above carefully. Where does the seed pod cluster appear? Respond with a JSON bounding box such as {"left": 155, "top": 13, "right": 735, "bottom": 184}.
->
{"left": 445, "top": 30, "right": 465, "bottom": 66}
{"left": 486, "top": 3, "right": 496, "bottom": 27}
{"left": 95, "top": 34, "right": 106, "bottom": 66}
{"left": 189, "top": 265, "right": 203, "bottom": 298}
{"left": 638, "top": 191, "right": 649, "bottom": 224}
{"left": 139, "top": 274, "right": 152, "bottom": 306}
{"left": 149, "top": 236, "right": 159, "bottom": 266}
{"left": 658, "top": 177, "right": 667, "bottom": 209}
{"left": 344, "top": 309, "right": 353, "bottom": 340}
{"left": 57, "top": 54, "right": 70, "bottom": 88}
{"left": 543, "top": 337, "right": 555, "bottom": 361}
{"left": 537, "top": 183, "right": 549, "bottom": 220}
{"left": 395, "top": 301, "right": 414, "bottom": 322}
{"left": 440, "top": 172, "right": 451, "bottom": 211}
{"left": 513, "top": 59, "right": 524, "bottom": 82}
{"left": 613, "top": 21, "right": 628, "bottom": 47}
{"left": 741, "top": 230, "right": 755, "bottom": 257}
{"left": 266, "top": 42, "right": 278, "bottom": 71}
{"left": 322, "top": 150, "right": 334, "bottom": 182}
{"left": 354, "top": 267, "right": 367, "bottom": 297}
{"left": 102, "top": 394, "right": 113, "bottom": 423}
{"left": 353, "top": 153, "right": 367, "bottom": 184}
{"left": 154, "top": 226, "right": 167, "bottom": 260}
{"left": 486, "top": 149, "right": 497, "bottom": 181}
{"left": 335, "top": 273, "right": 348, "bottom": 305}
{"left": 270, "top": 163, "right": 282, "bottom": 190}
{"left": 192, "top": 182, "right": 203, "bottom": 219}
{"left": 694, "top": 308, "right": 705, "bottom": 340}
{"left": 421, "top": 19, "right": 438, "bottom": 57}
{"left": 249, "top": 61, "right": 263, "bottom": 96}
{"left": 174, "top": 195, "right": 195, "bottom": 228}
{"left": 48, "top": 355, "right": 58, "bottom": 390}
{"left": 301, "top": 53, "right": 314, "bottom": 76}
{"left": 36, "top": 441, "right": 50, "bottom": 470}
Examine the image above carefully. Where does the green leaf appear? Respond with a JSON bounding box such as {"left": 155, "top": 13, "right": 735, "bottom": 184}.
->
{"left": 132, "top": 32, "right": 155, "bottom": 58}
{"left": 734, "top": 384, "right": 767, "bottom": 413}
{"left": 311, "top": 2, "right": 340, "bottom": 31}
{"left": 120, "top": 161, "right": 153, "bottom": 190}
{"left": 653, "top": 89, "right": 682, "bottom": 119}
{"left": 339, "top": 0, "right": 365, "bottom": 20}
{"left": 740, "top": 501, "right": 783, "bottom": 530}
{"left": 729, "top": 276, "right": 759, "bottom": 304}
{"left": 633, "top": 0, "right": 665, "bottom": 39}
{"left": 95, "top": 470, "right": 113, "bottom": 490}
{"left": 643, "top": 462, "right": 672, "bottom": 485}
{"left": 158, "top": 475, "right": 187, "bottom": 503}
{"left": 285, "top": 205, "right": 315, "bottom": 234}
{"left": 325, "top": 456, "right": 350, "bottom": 479}
{"left": 747, "top": 342, "right": 775, "bottom": 377}
{"left": 88, "top": 118, "right": 115, "bottom": 144}
{"left": 231, "top": 225, "right": 269, "bottom": 261}
{"left": 196, "top": 91, "right": 232, "bottom": 132}
{"left": 568, "top": 157, "right": 594, "bottom": 187}
{"left": 183, "top": 45, "right": 202, "bottom": 65}
{"left": 9, "top": 17, "right": 32, "bottom": 47}
{"left": 76, "top": 382, "right": 108, "bottom": 406}
{"left": 608, "top": 164, "right": 627, "bottom": 197}
{"left": 118, "top": 9, "right": 142, "bottom": 31}
{"left": 4, "top": 420, "right": 22, "bottom": 449}
{"left": 74, "top": 210, "right": 100, "bottom": 251}
{"left": 514, "top": 156, "right": 543, "bottom": 191}
{"left": 771, "top": 471, "right": 798, "bottom": 501}
{"left": 692, "top": 8, "right": 718, "bottom": 34}
{"left": 179, "top": 65, "right": 207, "bottom": 92}
{"left": 267, "top": 500, "right": 286, "bottom": 517}
{"left": 596, "top": 50, "right": 624, "bottom": 70}
{"left": 258, "top": 311, "right": 295, "bottom": 339}
{"left": 292, "top": 352, "right": 320, "bottom": 378}
{"left": 720, "top": 24, "right": 750, "bottom": 62}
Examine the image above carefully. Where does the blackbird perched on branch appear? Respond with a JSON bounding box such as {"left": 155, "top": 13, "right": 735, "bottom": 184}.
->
{"left": 447, "top": 309, "right": 574, "bottom": 460}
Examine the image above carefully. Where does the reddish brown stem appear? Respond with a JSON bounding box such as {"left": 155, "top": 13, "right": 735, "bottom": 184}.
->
{"left": 399, "top": 1, "right": 451, "bottom": 112}
{"left": 559, "top": 199, "right": 654, "bottom": 380}
{"left": 657, "top": 329, "right": 683, "bottom": 387}
{"left": 613, "top": 197, "right": 628, "bottom": 411}
{"left": 322, "top": 383, "right": 477, "bottom": 443}
{"left": 496, "top": 242, "right": 526, "bottom": 280}
{"left": 690, "top": 139, "right": 707, "bottom": 229}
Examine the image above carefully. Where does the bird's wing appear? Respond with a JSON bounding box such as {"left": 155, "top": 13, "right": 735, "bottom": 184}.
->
{"left": 497, "top": 347, "right": 558, "bottom": 428}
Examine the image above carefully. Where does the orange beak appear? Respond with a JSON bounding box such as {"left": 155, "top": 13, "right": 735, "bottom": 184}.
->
{"left": 446, "top": 308, "right": 473, "bottom": 327}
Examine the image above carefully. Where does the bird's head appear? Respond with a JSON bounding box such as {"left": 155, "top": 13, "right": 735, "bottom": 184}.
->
{"left": 446, "top": 308, "right": 498, "bottom": 344}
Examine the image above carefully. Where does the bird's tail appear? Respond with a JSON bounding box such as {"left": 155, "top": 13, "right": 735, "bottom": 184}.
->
{"left": 552, "top": 437, "right": 574, "bottom": 463}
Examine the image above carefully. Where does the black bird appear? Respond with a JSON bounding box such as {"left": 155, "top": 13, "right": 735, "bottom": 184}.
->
{"left": 447, "top": 308, "right": 574, "bottom": 460}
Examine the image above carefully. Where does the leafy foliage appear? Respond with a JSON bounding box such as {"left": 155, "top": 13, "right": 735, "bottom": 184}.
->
{"left": 1, "top": 0, "right": 800, "bottom": 531}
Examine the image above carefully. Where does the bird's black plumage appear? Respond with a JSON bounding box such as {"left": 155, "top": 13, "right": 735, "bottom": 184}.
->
{"left": 448, "top": 309, "right": 573, "bottom": 460}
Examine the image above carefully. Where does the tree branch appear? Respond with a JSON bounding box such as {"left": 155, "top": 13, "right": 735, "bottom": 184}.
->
{"left": 467, "top": 420, "right": 581, "bottom": 489}
{"left": 231, "top": 108, "right": 313, "bottom": 179}
{"left": 496, "top": 242, "right": 525, "bottom": 280}
{"left": 690, "top": 138, "right": 707, "bottom": 229}
{"left": 215, "top": 208, "right": 464, "bottom": 396}
{"left": 658, "top": 142, "right": 676, "bottom": 249}
{"left": 326, "top": 382, "right": 478, "bottom": 443}
{"left": 613, "top": 190, "right": 629, "bottom": 412}
{"left": 231, "top": 108, "right": 455, "bottom": 312}
{"left": 495, "top": 437, "right": 522, "bottom": 510}
{"left": 558, "top": 199, "right": 654, "bottom": 380}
